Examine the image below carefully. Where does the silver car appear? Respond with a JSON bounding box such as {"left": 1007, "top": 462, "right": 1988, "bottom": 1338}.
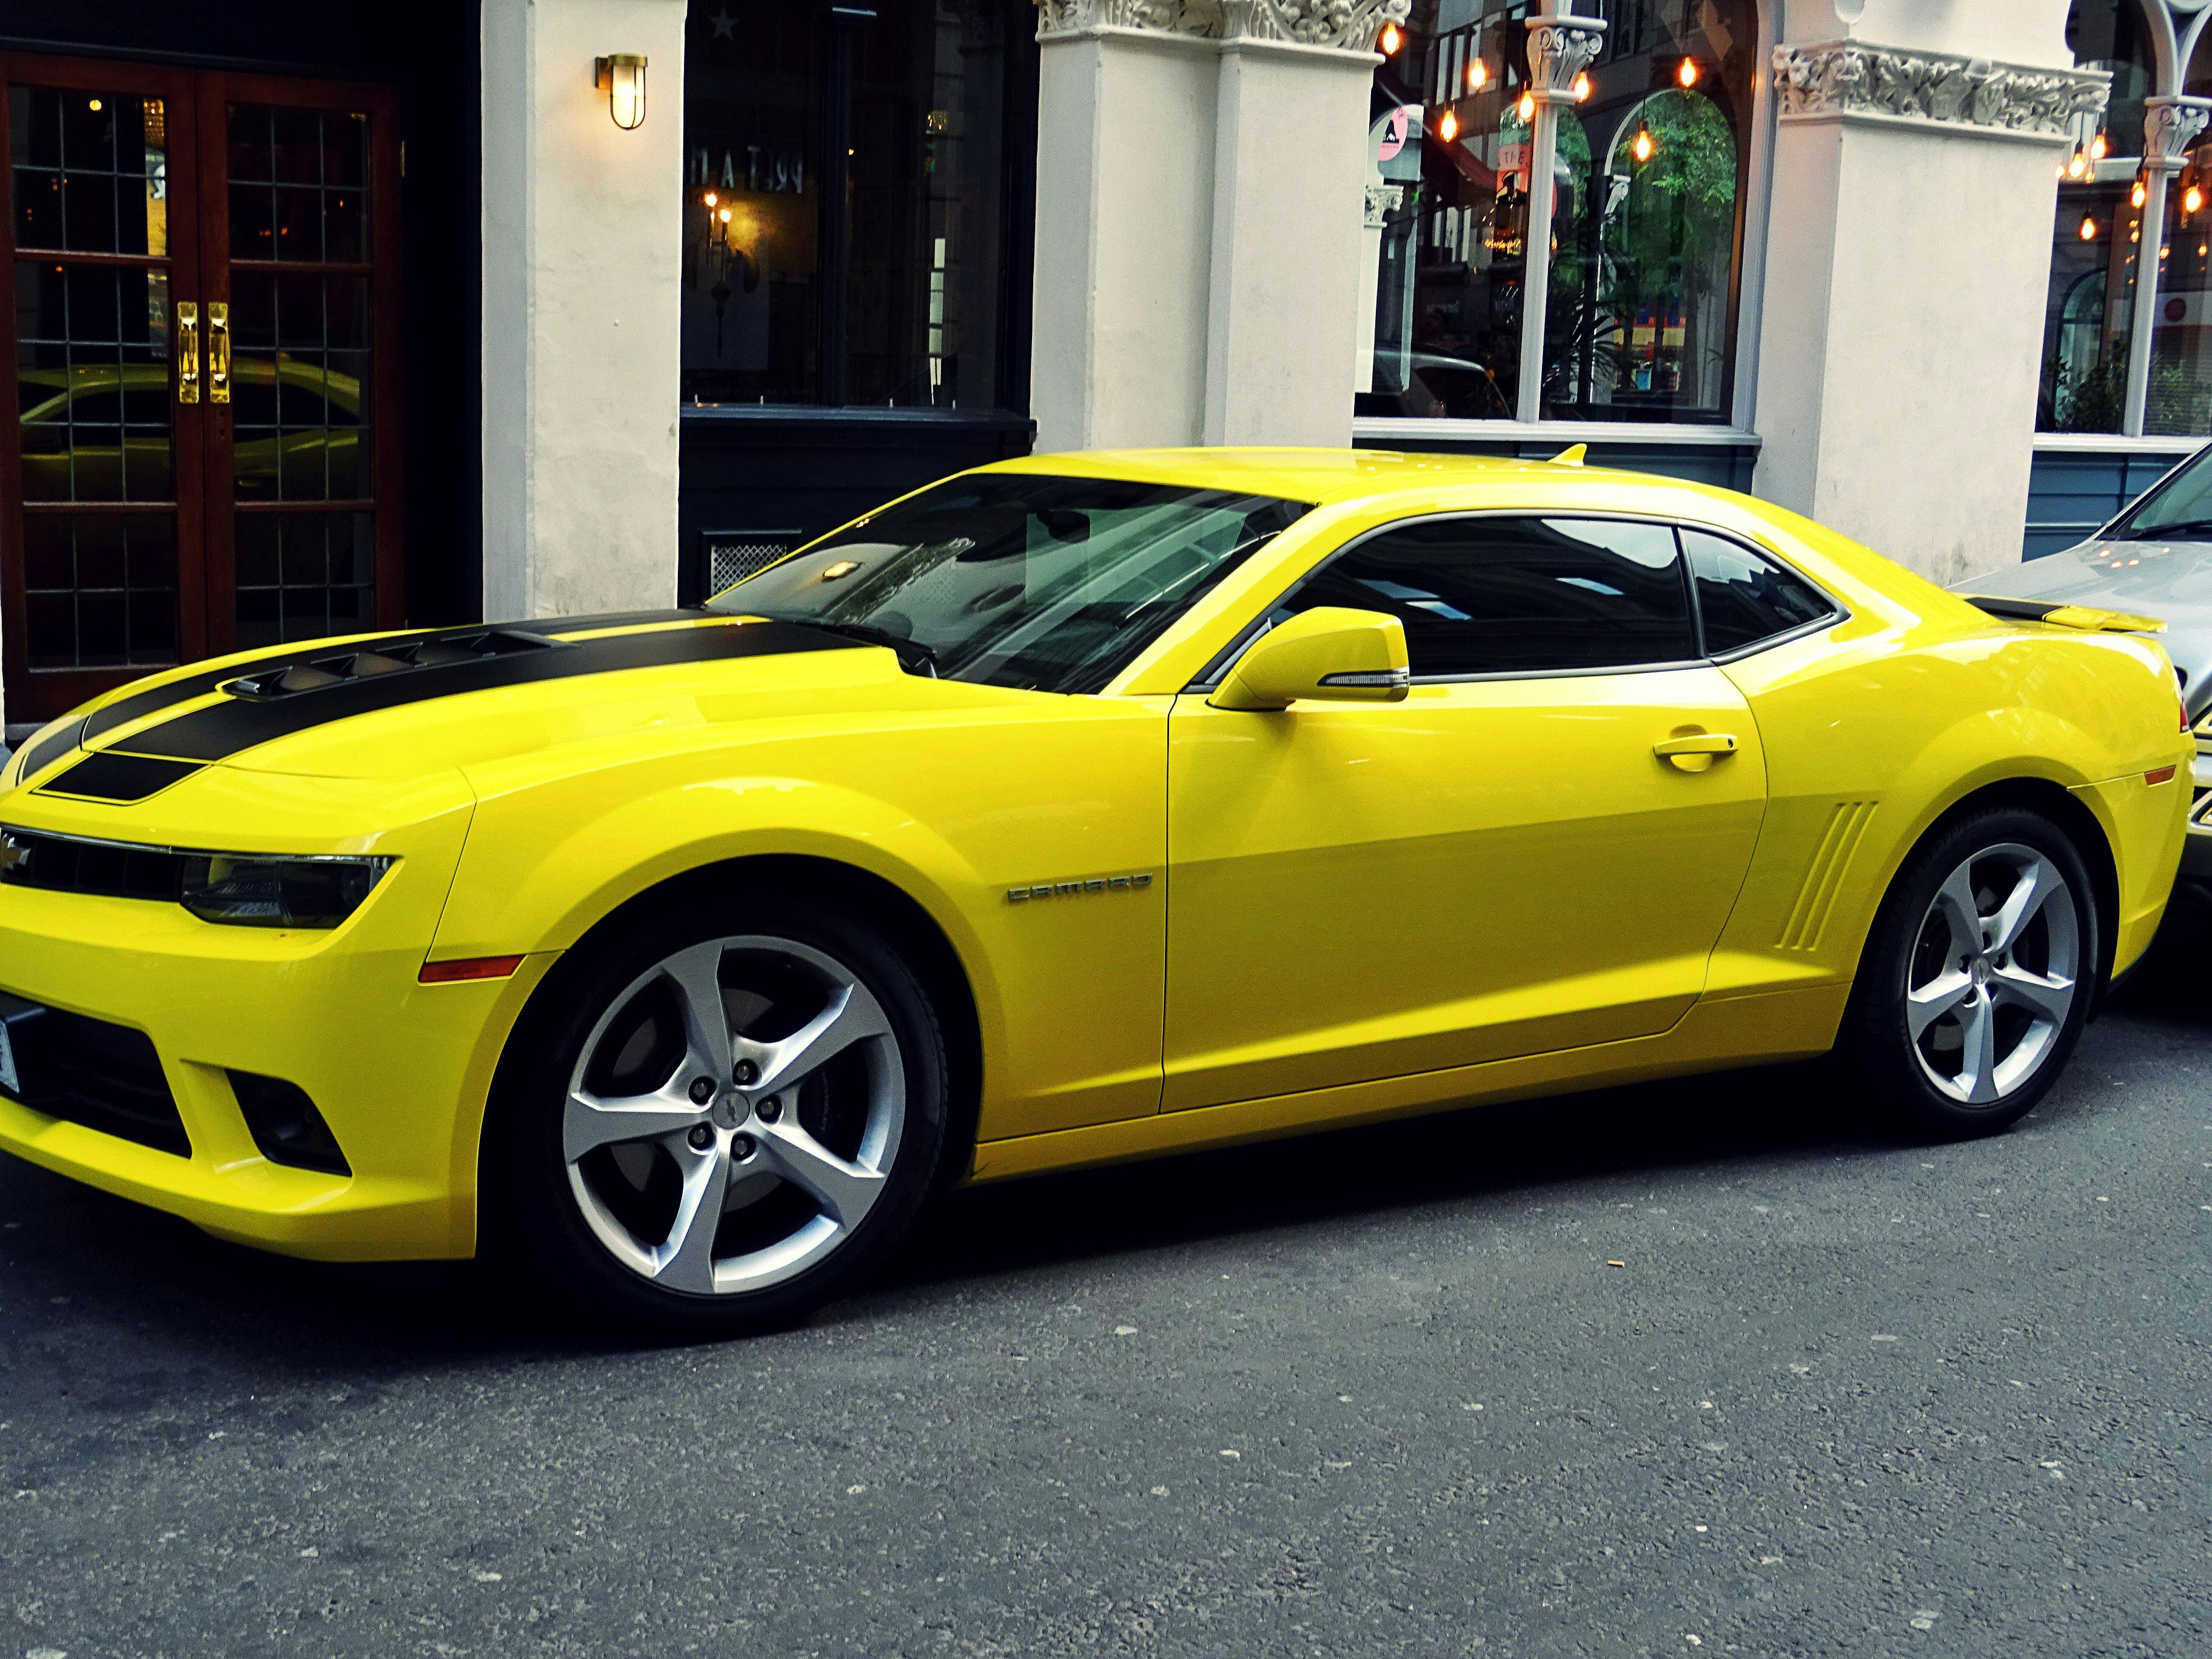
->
{"left": 1957, "top": 442, "right": 2212, "bottom": 894}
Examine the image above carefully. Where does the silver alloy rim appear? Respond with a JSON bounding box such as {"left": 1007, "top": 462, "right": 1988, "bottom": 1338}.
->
{"left": 563, "top": 934, "right": 904, "bottom": 1295}
{"left": 1905, "top": 842, "right": 2079, "bottom": 1106}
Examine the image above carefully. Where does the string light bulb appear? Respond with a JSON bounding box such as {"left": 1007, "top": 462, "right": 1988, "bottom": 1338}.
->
{"left": 1633, "top": 127, "right": 1655, "bottom": 163}
{"left": 1678, "top": 58, "right": 1700, "bottom": 89}
{"left": 703, "top": 189, "right": 718, "bottom": 208}
{"left": 2091, "top": 130, "right": 2108, "bottom": 160}
{"left": 1379, "top": 21, "right": 1401, "bottom": 53}
{"left": 2132, "top": 178, "right": 2148, "bottom": 209}
{"left": 1438, "top": 107, "right": 1460, "bottom": 142}
{"left": 1469, "top": 59, "right": 1489, "bottom": 91}
{"left": 2190, "top": 183, "right": 2208, "bottom": 215}
{"left": 2066, "top": 146, "right": 2088, "bottom": 180}
{"left": 1572, "top": 72, "right": 1590, "bottom": 101}
{"left": 1517, "top": 89, "right": 1536, "bottom": 121}
{"left": 2080, "top": 213, "right": 2099, "bottom": 241}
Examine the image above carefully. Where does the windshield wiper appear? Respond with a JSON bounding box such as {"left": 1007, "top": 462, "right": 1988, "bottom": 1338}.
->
{"left": 2113, "top": 517, "right": 2212, "bottom": 541}
{"left": 765, "top": 616, "right": 939, "bottom": 677}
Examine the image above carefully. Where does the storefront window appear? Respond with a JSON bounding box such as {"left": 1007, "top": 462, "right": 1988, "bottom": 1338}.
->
{"left": 1359, "top": 0, "right": 1754, "bottom": 427}
{"left": 682, "top": 1, "right": 1013, "bottom": 411}
{"left": 2037, "top": 0, "right": 2157, "bottom": 434}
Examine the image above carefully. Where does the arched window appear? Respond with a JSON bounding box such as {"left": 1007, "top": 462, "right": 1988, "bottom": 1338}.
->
{"left": 1358, "top": 0, "right": 1758, "bottom": 427}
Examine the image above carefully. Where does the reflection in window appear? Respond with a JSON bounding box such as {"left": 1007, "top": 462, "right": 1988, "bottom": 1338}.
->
{"left": 1360, "top": 4, "right": 1531, "bottom": 420}
{"left": 680, "top": 1, "right": 1014, "bottom": 411}
{"left": 2038, "top": 0, "right": 2156, "bottom": 434}
{"left": 1359, "top": 0, "right": 1752, "bottom": 427}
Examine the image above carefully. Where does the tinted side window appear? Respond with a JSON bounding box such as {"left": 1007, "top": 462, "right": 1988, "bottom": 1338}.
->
{"left": 1683, "top": 529, "right": 1834, "bottom": 654}
{"left": 1276, "top": 516, "right": 1695, "bottom": 677}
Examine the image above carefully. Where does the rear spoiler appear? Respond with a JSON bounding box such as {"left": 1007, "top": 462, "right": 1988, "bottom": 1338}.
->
{"left": 1960, "top": 594, "right": 2167, "bottom": 634}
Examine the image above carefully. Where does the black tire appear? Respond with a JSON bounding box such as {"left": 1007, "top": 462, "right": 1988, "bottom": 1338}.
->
{"left": 1837, "top": 805, "right": 2101, "bottom": 1141}
{"left": 480, "top": 895, "right": 951, "bottom": 1338}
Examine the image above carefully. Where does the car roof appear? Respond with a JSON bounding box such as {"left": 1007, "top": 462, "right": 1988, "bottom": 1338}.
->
{"left": 981, "top": 446, "right": 1654, "bottom": 508}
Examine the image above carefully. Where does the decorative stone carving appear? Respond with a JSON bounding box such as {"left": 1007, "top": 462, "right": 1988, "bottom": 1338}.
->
{"left": 1526, "top": 13, "right": 1607, "bottom": 104}
{"left": 1034, "top": 1, "right": 1222, "bottom": 39}
{"left": 2143, "top": 95, "right": 2212, "bottom": 170}
{"left": 1034, "top": 0, "right": 1408, "bottom": 49}
{"left": 1772, "top": 41, "right": 2108, "bottom": 141}
{"left": 1363, "top": 181, "right": 1401, "bottom": 230}
{"left": 1225, "top": 0, "right": 1409, "bottom": 50}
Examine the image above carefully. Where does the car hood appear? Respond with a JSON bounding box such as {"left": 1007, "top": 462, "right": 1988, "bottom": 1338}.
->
{"left": 1956, "top": 538, "right": 2212, "bottom": 709}
{"left": 10, "top": 611, "right": 1031, "bottom": 794}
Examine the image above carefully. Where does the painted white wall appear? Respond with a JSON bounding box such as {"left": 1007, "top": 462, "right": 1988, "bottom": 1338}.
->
{"left": 1754, "top": 0, "right": 2080, "bottom": 582}
{"left": 1031, "top": 30, "right": 1218, "bottom": 453}
{"left": 481, "top": 0, "right": 685, "bottom": 622}
{"left": 1204, "top": 39, "right": 1374, "bottom": 447}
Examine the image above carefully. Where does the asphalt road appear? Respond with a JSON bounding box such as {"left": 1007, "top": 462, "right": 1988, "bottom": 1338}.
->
{"left": 2, "top": 968, "right": 2208, "bottom": 1659}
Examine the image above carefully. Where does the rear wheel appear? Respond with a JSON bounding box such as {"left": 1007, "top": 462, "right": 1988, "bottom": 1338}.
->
{"left": 487, "top": 900, "right": 950, "bottom": 1335}
{"left": 1841, "top": 808, "right": 2098, "bottom": 1138}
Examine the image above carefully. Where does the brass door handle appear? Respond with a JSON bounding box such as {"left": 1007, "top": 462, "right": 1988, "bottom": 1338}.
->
{"left": 176, "top": 301, "right": 200, "bottom": 404}
{"left": 207, "top": 301, "right": 230, "bottom": 404}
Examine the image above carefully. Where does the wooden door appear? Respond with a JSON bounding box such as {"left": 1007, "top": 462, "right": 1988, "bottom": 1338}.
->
{"left": 0, "top": 57, "right": 403, "bottom": 723}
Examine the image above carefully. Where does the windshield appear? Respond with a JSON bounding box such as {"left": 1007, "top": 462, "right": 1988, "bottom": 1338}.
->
{"left": 2108, "top": 446, "right": 2212, "bottom": 541}
{"left": 708, "top": 473, "right": 1310, "bottom": 693}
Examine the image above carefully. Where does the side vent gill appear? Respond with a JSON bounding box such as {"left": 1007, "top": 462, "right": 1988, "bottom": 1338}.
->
{"left": 1778, "top": 801, "right": 1877, "bottom": 953}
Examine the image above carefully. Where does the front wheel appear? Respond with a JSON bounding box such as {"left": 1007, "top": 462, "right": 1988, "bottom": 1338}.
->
{"left": 1840, "top": 808, "right": 2099, "bottom": 1138}
{"left": 485, "top": 900, "right": 951, "bottom": 1335}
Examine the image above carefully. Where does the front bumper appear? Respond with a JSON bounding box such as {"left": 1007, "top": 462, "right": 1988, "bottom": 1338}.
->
{"left": 0, "top": 768, "right": 541, "bottom": 1260}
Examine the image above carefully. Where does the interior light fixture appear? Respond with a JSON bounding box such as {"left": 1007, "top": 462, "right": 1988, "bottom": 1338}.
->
{"left": 594, "top": 53, "right": 648, "bottom": 130}
{"left": 703, "top": 189, "right": 719, "bottom": 208}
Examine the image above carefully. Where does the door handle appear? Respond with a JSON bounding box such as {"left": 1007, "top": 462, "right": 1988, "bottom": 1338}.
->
{"left": 1654, "top": 732, "right": 1738, "bottom": 772}
{"left": 206, "top": 301, "right": 231, "bottom": 404}
{"left": 176, "top": 302, "right": 200, "bottom": 404}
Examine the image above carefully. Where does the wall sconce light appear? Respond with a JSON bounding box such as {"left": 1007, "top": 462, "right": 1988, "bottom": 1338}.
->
{"left": 594, "top": 54, "right": 648, "bottom": 130}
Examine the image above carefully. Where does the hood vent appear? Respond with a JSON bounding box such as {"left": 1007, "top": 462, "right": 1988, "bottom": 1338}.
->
{"left": 227, "top": 629, "right": 558, "bottom": 702}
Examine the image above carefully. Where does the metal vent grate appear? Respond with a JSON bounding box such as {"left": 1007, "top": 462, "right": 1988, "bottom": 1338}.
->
{"left": 704, "top": 533, "right": 800, "bottom": 596}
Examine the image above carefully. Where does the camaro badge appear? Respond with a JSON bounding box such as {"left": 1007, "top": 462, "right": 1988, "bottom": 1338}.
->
{"left": 1007, "top": 873, "right": 1153, "bottom": 903}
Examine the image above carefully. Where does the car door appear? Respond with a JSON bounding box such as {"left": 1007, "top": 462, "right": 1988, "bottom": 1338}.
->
{"left": 1163, "top": 512, "right": 1771, "bottom": 1111}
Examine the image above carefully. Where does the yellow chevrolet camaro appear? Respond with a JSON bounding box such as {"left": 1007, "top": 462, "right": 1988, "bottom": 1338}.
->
{"left": 0, "top": 450, "right": 2191, "bottom": 1330}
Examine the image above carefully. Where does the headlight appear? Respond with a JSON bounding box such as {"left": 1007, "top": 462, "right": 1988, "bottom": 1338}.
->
{"left": 179, "top": 853, "right": 392, "bottom": 928}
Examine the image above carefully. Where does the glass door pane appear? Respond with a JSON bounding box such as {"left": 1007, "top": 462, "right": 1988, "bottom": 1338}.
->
{"left": 217, "top": 97, "right": 380, "bottom": 649}
{"left": 5, "top": 79, "right": 197, "bottom": 699}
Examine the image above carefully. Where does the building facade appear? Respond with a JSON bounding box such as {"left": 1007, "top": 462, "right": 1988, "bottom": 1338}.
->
{"left": 0, "top": 0, "right": 2203, "bottom": 731}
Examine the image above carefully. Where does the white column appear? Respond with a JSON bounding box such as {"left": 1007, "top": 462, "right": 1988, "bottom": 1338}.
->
{"left": 1030, "top": 18, "right": 1219, "bottom": 453}
{"left": 1202, "top": 26, "right": 1377, "bottom": 447}
{"left": 1515, "top": 8, "right": 1606, "bottom": 422}
{"left": 2125, "top": 96, "right": 2212, "bottom": 437}
{"left": 1030, "top": 1, "right": 1406, "bottom": 454}
{"left": 481, "top": 0, "right": 686, "bottom": 622}
{"left": 1754, "top": 2, "right": 2106, "bottom": 584}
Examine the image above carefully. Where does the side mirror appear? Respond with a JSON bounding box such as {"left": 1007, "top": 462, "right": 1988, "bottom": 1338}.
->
{"left": 1208, "top": 606, "right": 1411, "bottom": 711}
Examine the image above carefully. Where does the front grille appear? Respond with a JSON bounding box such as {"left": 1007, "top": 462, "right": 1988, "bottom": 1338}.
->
{"left": 0, "top": 990, "right": 188, "bottom": 1157}
{"left": 0, "top": 826, "right": 193, "bottom": 902}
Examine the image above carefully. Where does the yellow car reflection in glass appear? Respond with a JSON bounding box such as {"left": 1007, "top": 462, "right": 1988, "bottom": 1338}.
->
{"left": 0, "top": 449, "right": 2190, "bottom": 1333}
{"left": 18, "top": 357, "right": 360, "bottom": 502}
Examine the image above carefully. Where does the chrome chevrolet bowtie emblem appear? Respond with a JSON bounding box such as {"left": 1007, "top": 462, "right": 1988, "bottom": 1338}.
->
{"left": 0, "top": 836, "right": 27, "bottom": 875}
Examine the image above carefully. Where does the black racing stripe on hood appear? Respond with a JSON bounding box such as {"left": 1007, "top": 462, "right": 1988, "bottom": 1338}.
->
{"left": 106, "top": 618, "right": 854, "bottom": 763}
{"left": 14, "top": 721, "right": 85, "bottom": 784}
{"left": 72, "top": 611, "right": 717, "bottom": 751}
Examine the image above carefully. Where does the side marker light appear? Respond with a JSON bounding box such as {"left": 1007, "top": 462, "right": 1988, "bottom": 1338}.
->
{"left": 420, "top": 955, "right": 525, "bottom": 984}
